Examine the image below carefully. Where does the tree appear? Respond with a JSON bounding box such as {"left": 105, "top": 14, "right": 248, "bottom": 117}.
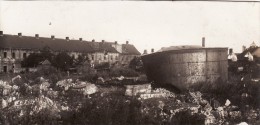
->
{"left": 40, "top": 46, "right": 55, "bottom": 62}
{"left": 52, "top": 52, "right": 73, "bottom": 71}
{"left": 21, "top": 47, "right": 55, "bottom": 68}
{"left": 74, "top": 53, "right": 89, "bottom": 66}
{"left": 21, "top": 53, "right": 44, "bottom": 67}
{"left": 129, "top": 56, "right": 144, "bottom": 72}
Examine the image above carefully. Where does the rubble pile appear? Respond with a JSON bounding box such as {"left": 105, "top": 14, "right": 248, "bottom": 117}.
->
{"left": 125, "top": 84, "right": 152, "bottom": 96}
{"left": 1, "top": 95, "right": 61, "bottom": 124}
{"left": 0, "top": 74, "right": 259, "bottom": 124}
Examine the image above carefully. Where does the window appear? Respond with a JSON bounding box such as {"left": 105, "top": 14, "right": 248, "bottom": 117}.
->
{"left": 111, "top": 56, "right": 113, "bottom": 60}
{"left": 91, "top": 55, "right": 94, "bottom": 60}
{"left": 12, "top": 52, "right": 15, "bottom": 59}
{"left": 104, "top": 55, "right": 106, "bottom": 60}
{"left": 4, "top": 52, "right": 7, "bottom": 58}
{"left": 23, "top": 53, "right": 27, "bottom": 58}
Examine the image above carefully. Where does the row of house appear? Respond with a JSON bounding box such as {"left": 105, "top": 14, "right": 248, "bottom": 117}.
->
{"left": 0, "top": 31, "right": 141, "bottom": 73}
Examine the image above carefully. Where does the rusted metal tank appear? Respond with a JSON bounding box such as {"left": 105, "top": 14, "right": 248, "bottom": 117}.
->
{"left": 141, "top": 46, "right": 228, "bottom": 90}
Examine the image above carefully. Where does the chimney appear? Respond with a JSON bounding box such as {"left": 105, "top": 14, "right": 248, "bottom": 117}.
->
{"left": 0, "top": 31, "right": 3, "bottom": 36}
{"left": 102, "top": 40, "right": 105, "bottom": 43}
{"left": 202, "top": 37, "right": 205, "bottom": 47}
{"left": 79, "top": 38, "right": 83, "bottom": 41}
{"left": 92, "top": 39, "right": 95, "bottom": 42}
{"left": 126, "top": 41, "right": 129, "bottom": 44}
{"left": 35, "top": 34, "right": 39, "bottom": 39}
{"left": 143, "top": 49, "right": 147, "bottom": 54}
{"left": 242, "top": 45, "right": 246, "bottom": 52}
{"left": 18, "top": 33, "right": 22, "bottom": 37}
{"left": 51, "top": 35, "right": 55, "bottom": 40}
{"left": 229, "top": 48, "right": 233, "bottom": 55}
{"left": 115, "top": 41, "right": 117, "bottom": 44}
{"left": 66, "top": 37, "right": 69, "bottom": 41}
{"left": 151, "top": 48, "right": 154, "bottom": 53}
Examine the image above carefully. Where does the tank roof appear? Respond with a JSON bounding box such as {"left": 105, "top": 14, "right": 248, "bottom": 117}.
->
{"left": 157, "top": 45, "right": 202, "bottom": 52}
{"left": 142, "top": 45, "right": 228, "bottom": 56}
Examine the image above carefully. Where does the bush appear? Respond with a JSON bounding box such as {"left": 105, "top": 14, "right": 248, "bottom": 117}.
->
{"left": 78, "top": 68, "right": 97, "bottom": 82}
{"left": 110, "top": 67, "right": 139, "bottom": 77}
{"left": 95, "top": 62, "right": 110, "bottom": 70}
{"left": 172, "top": 110, "right": 205, "bottom": 125}
{"left": 52, "top": 52, "right": 74, "bottom": 71}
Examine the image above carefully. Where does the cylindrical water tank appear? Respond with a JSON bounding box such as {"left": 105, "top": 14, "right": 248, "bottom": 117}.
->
{"left": 141, "top": 47, "right": 228, "bottom": 90}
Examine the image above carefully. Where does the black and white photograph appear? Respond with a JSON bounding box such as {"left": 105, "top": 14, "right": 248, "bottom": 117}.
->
{"left": 0, "top": 1, "right": 259, "bottom": 125}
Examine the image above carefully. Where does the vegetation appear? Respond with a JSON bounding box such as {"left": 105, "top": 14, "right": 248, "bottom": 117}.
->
{"left": 129, "top": 56, "right": 144, "bottom": 72}
{"left": 21, "top": 47, "right": 55, "bottom": 68}
{"left": 21, "top": 51, "right": 84, "bottom": 71}
{"left": 110, "top": 66, "right": 139, "bottom": 77}
{"left": 52, "top": 52, "right": 74, "bottom": 71}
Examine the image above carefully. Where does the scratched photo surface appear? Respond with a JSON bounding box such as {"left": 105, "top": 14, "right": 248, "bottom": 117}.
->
{"left": 0, "top": 1, "right": 259, "bottom": 125}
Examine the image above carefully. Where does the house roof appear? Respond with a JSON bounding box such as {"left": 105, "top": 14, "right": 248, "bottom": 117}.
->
{"left": 238, "top": 46, "right": 259, "bottom": 60}
{"left": 40, "top": 59, "right": 51, "bottom": 65}
{"left": 121, "top": 44, "right": 141, "bottom": 55}
{"left": 88, "top": 42, "right": 119, "bottom": 53}
{"left": 0, "top": 34, "right": 118, "bottom": 53}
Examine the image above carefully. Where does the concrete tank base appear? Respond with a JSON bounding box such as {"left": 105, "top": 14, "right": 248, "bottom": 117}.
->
{"left": 141, "top": 48, "right": 228, "bottom": 90}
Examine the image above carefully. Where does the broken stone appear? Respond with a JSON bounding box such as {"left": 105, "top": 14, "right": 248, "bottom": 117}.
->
{"left": 225, "top": 99, "right": 231, "bottom": 107}
{"left": 97, "top": 77, "right": 105, "bottom": 84}
{"left": 83, "top": 83, "right": 98, "bottom": 95}
{"left": 117, "top": 76, "right": 124, "bottom": 81}
{"left": 158, "top": 101, "right": 165, "bottom": 110}
{"left": 217, "top": 107, "right": 225, "bottom": 119}
{"left": 1, "top": 99, "right": 8, "bottom": 108}
{"left": 229, "top": 111, "right": 242, "bottom": 119}
{"left": 237, "top": 122, "right": 248, "bottom": 125}
{"left": 204, "top": 114, "right": 216, "bottom": 125}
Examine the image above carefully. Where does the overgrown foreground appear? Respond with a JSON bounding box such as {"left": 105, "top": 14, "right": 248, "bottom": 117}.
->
{"left": 0, "top": 70, "right": 260, "bottom": 125}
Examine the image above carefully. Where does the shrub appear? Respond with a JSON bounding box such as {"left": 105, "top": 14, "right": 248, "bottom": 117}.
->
{"left": 52, "top": 52, "right": 73, "bottom": 71}
{"left": 78, "top": 68, "right": 97, "bottom": 82}
{"left": 94, "top": 62, "right": 110, "bottom": 70}
{"left": 172, "top": 110, "right": 205, "bottom": 125}
{"left": 110, "top": 67, "right": 139, "bottom": 77}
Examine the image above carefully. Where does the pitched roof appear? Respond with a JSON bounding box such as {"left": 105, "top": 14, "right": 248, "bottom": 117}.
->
{"left": 40, "top": 59, "right": 51, "bottom": 65}
{"left": 0, "top": 34, "right": 118, "bottom": 53}
{"left": 88, "top": 41, "right": 119, "bottom": 53}
{"left": 121, "top": 44, "right": 141, "bottom": 55}
{"left": 238, "top": 46, "right": 259, "bottom": 60}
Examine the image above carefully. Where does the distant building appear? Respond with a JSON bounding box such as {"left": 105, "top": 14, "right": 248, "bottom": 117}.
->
{"left": 109, "top": 41, "right": 141, "bottom": 65}
{"left": 238, "top": 42, "right": 259, "bottom": 60}
{"left": 229, "top": 42, "right": 260, "bottom": 78}
{"left": 0, "top": 31, "right": 140, "bottom": 73}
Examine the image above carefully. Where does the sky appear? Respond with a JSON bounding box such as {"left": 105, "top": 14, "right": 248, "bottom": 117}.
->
{"left": 0, "top": 1, "right": 259, "bottom": 53}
